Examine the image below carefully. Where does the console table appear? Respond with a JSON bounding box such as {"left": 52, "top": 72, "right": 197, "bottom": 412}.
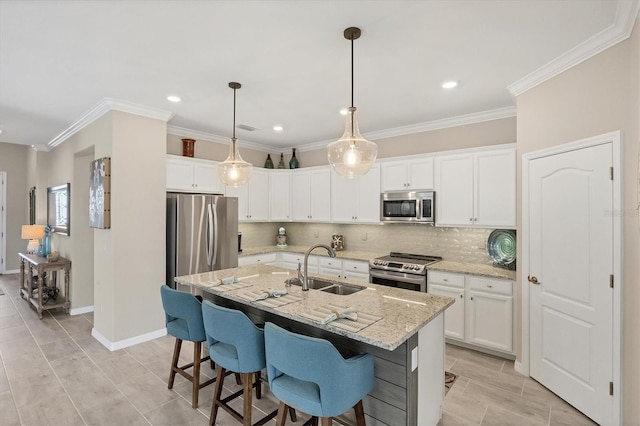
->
{"left": 19, "top": 253, "right": 71, "bottom": 319}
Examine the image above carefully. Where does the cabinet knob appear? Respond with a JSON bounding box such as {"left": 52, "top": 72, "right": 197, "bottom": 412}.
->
{"left": 443, "top": 278, "right": 448, "bottom": 282}
{"left": 487, "top": 284, "right": 493, "bottom": 288}
{"left": 459, "top": 294, "right": 463, "bottom": 298}
{"left": 469, "top": 218, "right": 473, "bottom": 222}
{"left": 470, "top": 296, "right": 474, "bottom": 301}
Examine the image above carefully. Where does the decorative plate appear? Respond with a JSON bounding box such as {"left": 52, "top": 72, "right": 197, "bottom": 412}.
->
{"left": 487, "top": 229, "right": 516, "bottom": 268}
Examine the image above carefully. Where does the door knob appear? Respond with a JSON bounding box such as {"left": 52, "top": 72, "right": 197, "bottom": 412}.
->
{"left": 528, "top": 275, "right": 540, "bottom": 285}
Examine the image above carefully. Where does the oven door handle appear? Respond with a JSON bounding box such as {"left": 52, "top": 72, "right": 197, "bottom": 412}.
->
{"left": 369, "top": 269, "right": 427, "bottom": 286}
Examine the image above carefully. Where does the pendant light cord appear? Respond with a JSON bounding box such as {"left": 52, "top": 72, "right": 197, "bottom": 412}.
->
{"left": 232, "top": 86, "right": 237, "bottom": 140}
{"left": 350, "top": 36, "right": 354, "bottom": 109}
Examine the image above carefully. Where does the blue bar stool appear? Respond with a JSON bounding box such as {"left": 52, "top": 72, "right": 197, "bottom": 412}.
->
{"left": 202, "top": 301, "right": 293, "bottom": 426}
{"left": 160, "top": 285, "right": 215, "bottom": 408}
{"left": 264, "top": 322, "right": 375, "bottom": 426}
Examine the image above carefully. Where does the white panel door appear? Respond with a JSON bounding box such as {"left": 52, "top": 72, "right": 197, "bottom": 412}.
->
{"left": 428, "top": 283, "right": 465, "bottom": 340}
{"left": 381, "top": 160, "right": 408, "bottom": 191}
{"left": 166, "top": 157, "right": 195, "bottom": 191}
{"left": 434, "top": 154, "right": 473, "bottom": 226}
{"left": 407, "top": 157, "right": 434, "bottom": 190}
{"left": 331, "top": 171, "right": 358, "bottom": 222}
{"left": 467, "top": 289, "right": 513, "bottom": 352}
{"left": 248, "top": 169, "right": 270, "bottom": 221}
{"left": 355, "top": 165, "right": 381, "bottom": 223}
{"left": 194, "top": 162, "right": 223, "bottom": 194}
{"left": 309, "top": 168, "right": 331, "bottom": 222}
{"left": 0, "top": 172, "right": 5, "bottom": 273}
{"left": 270, "top": 171, "right": 291, "bottom": 221}
{"left": 529, "top": 143, "right": 613, "bottom": 425}
{"left": 291, "top": 170, "right": 311, "bottom": 221}
{"left": 474, "top": 149, "right": 516, "bottom": 227}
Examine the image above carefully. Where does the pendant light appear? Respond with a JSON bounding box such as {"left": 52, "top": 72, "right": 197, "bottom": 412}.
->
{"left": 327, "top": 27, "right": 377, "bottom": 178}
{"left": 218, "top": 82, "right": 253, "bottom": 187}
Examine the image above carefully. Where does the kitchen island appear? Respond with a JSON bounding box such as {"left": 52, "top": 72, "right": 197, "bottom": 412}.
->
{"left": 176, "top": 264, "right": 454, "bottom": 426}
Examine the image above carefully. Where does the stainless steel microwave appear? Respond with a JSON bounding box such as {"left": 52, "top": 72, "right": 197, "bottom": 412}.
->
{"left": 380, "top": 190, "right": 435, "bottom": 223}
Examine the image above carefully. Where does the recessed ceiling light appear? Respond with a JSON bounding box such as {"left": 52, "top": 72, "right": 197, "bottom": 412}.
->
{"left": 340, "top": 109, "right": 348, "bottom": 116}
{"left": 167, "top": 95, "right": 181, "bottom": 103}
{"left": 441, "top": 81, "right": 459, "bottom": 89}
{"left": 273, "top": 125, "right": 283, "bottom": 132}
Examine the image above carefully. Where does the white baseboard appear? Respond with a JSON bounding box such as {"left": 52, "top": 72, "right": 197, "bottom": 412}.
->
{"left": 92, "top": 327, "right": 167, "bottom": 351}
{"left": 514, "top": 360, "right": 525, "bottom": 376}
{"left": 2, "top": 269, "right": 20, "bottom": 274}
{"left": 70, "top": 305, "right": 94, "bottom": 316}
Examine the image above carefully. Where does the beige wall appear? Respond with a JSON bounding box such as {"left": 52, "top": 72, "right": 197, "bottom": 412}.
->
{"left": 0, "top": 142, "right": 29, "bottom": 271}
{"left": 167, "top": 117, "right": 516, "bottom": 169}
{"left": 34, "top": 111, "right": 167, "bottom": 344}
{"left": 516, "top": 18, "right": 640, "bottom": 424}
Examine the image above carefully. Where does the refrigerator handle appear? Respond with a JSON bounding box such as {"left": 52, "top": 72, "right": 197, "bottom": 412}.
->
{"left": 207, "top": 203, "right": 218, "bottom": 269}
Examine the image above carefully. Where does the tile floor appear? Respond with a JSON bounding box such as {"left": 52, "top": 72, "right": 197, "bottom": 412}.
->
{"left": 0, "top": 274, "right": 595, "bottom": 425}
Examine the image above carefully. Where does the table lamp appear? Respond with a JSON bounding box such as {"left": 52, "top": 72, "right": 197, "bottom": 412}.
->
{"left": 21, "top": 225, "right": 45, "bottom": 254}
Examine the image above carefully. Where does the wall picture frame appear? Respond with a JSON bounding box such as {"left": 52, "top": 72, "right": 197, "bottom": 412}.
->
{"left": 89, "top": 157, "right": 111, "bottom": 229}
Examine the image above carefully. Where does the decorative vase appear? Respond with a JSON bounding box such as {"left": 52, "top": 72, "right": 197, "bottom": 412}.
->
{"left": 42, "top": 233, "right": 51, "bottom": 257}
{"left": 182, "top": 138, "right": 196, "bottom": 157}
{"left": 289, "top": 148, "right": 299, "bottom": 169}
{"left": 277, "top": 153, "right": 286, "bottom": 169}
{"left": 264, "top": 154, "right": 274, "bottom": 169}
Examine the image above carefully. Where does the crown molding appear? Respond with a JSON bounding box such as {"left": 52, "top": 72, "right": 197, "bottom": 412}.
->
{"left": 167, "top": 125, "right": 287, "bottom": 153}
{"left": 294, "top": 106, "right": 517, "bottom": 153}
{"left": 48, "top": 98, "right": 174, "bottom": 149}
{"left": 508, "top": 0, "right": 640, "bottom": 97}
{"left": 169, "top": 106, "right": 517, "bottom": 154}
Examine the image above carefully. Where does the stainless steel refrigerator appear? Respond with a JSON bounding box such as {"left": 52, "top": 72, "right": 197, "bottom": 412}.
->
{"left": 166, "top": 193, "right": 238, "bottom": 289}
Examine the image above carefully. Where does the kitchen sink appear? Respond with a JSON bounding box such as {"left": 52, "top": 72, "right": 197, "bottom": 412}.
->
{"left": 284, "top": 278, "right": 366, "bottom": 295}
{"left": 284, "top": 277, "right": 334, "bottom": 290}
{"left": 320, "top": 283, "right": 366, "bottom": 295}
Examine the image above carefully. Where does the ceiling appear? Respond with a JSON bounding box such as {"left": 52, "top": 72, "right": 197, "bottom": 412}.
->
{"left": 0, "top": 0, "right": 637, "bottom": 151}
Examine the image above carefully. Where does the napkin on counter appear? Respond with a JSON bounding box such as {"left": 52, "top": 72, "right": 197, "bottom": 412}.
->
{"left": 207, "top": 276, "right": 238, "bottom": 287}
{"left": 321, "top": 306, "right": 358, "bottom": 325}
{"left": 253, "top": 289, "right": 288, "bottom": 301}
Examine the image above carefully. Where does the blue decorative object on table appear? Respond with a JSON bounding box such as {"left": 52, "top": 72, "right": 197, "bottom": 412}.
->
{"left": 42, "top": 225, "right": 51, "bottom": 257}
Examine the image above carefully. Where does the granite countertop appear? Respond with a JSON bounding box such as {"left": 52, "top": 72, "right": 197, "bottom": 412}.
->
{"left": 240, "top": 246, "right": 516, "bottom": 280}
{"left": 175, "top": 264, "right": 454, "bottom": 351}
{"left": 427, "top": 260, "right": 517, "bottom": 281}
{"left": 239, "top": 245, "right": 386, "bottom": 262}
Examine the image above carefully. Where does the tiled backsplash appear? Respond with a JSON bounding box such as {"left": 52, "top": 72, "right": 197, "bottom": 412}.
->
{"left": 239, "top": 222, "right": 498, "bottom": 265}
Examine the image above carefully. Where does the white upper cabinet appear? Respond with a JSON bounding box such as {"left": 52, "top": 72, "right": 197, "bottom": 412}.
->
{"left": 270, "top": 170, "right": 292, "bottom": 221}
{"left": 291, "top": 167, "right": 331, "bottom": 222}
{"left": 166, "top": 155, "right": 225, "bottom": 194}
{"left": 331, "top": 165, "right": 381, "bottom": 223}
{"left": 226, "top": 168, "right": 270, "bottom": 221}
{"left": 435, "top": 147, "right": 515, "bottom": 228}
{"left": 381, "top": 157, "right": 434, "bottom": 191}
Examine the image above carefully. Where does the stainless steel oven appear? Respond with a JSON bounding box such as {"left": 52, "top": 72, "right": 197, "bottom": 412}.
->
{"left": 369, "top": 252, "right": 442, "bottom": 292}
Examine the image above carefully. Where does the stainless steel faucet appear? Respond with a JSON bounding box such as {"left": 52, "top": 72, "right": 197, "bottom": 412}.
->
{"left": 300, "top": 244, "right": 336, "bottom": 291}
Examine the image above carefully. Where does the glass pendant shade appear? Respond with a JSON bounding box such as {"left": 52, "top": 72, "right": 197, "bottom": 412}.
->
{"left": 327, "top": 107, "right": 377, "bottom": 178}
{"left": 218, "top": 138, "right": 252, "bottom": 187}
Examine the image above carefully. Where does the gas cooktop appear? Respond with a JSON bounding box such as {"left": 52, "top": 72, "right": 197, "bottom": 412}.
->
{"left": 369, "top": 252, "right": 443, "bottom": 275}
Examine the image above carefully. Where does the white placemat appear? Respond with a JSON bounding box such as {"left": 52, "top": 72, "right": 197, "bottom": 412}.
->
{"left": 205, "top": 280, "right": 253, "bottom": 292}
{"left": 236, "top": 290, "right": 302, "bottom": 307}
{"left": 300, "top": 303, "right": 382, "bottom": 332}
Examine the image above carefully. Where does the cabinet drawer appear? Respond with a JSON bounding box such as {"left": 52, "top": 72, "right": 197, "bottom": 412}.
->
{"left": 318, "top": 257, "right": 342, "bottom": 269}
{"left": 468, "top": 276, "right": 512, "bottom": 296}
{"left": 281, "top": 252, "right": 306, "bottom": 264}
{"left": 343, "top": 260, "right": 368, "bottom": 273}
{"left": 428, "top": 271, "right": 464, "bottom": 288}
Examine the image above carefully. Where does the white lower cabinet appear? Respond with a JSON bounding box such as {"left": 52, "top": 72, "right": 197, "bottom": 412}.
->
{"left": 240, "top": 252, "right": 369, "bottom": 282}
{"left": 237, "top": 252, "right": 277, "bottom": 267}
{"left": 280, "top": 252, "right": 318, "bottom": 274}
{"left": 428, "top": 270, "right": 514, "bottom": 355}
